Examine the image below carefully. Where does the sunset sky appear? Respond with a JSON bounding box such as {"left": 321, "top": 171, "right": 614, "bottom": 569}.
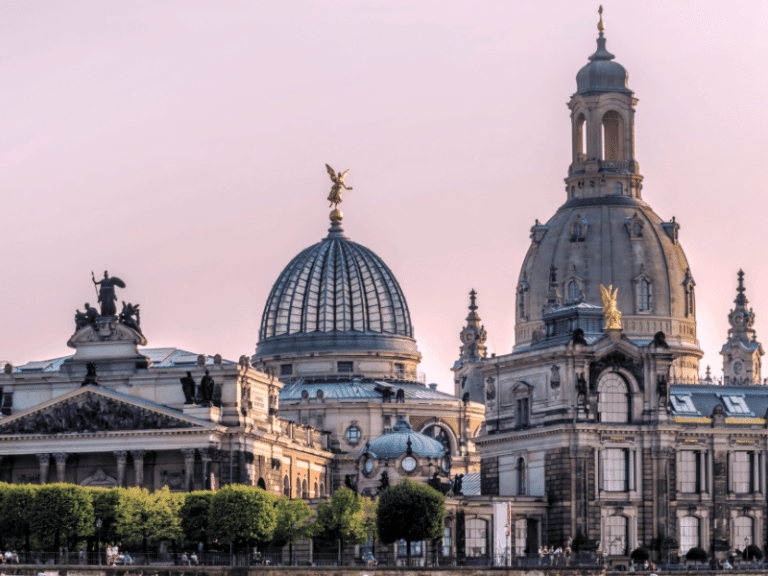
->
{"left": 2, "top": 1, "right": 767, "bottom": 390}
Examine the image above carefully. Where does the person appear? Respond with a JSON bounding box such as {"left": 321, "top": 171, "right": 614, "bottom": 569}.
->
{"left": 723, "top": 559, "right": 733, "bottom": 569}
{"left": 106, "top": 545, "right": 113, "bottom": 566}
{"left": 180, "top": 552, "right": 191, "bottom": 566}
{"left": 365, "top": 551, "right": 376, "bottom": 566}
{"left": 190, "top": 552, "right": 198, "bottom": 566}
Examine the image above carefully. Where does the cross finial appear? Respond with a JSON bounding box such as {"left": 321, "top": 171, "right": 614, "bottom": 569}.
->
{"left": 469, "top": 289, "right": 477, "bottom": 312}
{"left": 737, "top": 269, "right": 745, "bottom": 294}
{"left": 597, "top": 5, "right": 605, "bottom": 34}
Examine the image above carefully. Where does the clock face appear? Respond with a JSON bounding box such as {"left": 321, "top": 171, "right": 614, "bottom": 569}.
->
{"left": 364, "top": 459, "right": 373, "bottom": 474}
{"left": 463, "top": 331, "right": 475, "bottom": 343}
{"left": 734, "top": 314, "right": 743, "bottom": 325}
{"left": 402, "top": 455, "right": 417, "bottom": 473}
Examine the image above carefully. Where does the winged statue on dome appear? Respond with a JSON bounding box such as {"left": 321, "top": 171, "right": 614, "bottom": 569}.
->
{"left": 599, "top": 284, "right": 621, "bottom": 330}
{"left": 325, "top": 164, "right": 353, "bottom": 209}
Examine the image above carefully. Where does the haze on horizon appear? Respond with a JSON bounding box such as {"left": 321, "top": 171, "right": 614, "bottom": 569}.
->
{"left": 1, "top": 1, "right": 767, "bottom": 391}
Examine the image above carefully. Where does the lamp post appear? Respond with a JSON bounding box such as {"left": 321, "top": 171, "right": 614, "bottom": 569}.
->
{"left": 96, "top": 519, "right": 102, "bottom": 566}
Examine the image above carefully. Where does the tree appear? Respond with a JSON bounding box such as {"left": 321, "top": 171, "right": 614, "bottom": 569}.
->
{"left": 0, "top": 483, "right": 37, "bottom": 553}
{"left": 272, "top": 497, "right": 315, "bottom": 565}
{"left": 686, "top": 546, "right": 708, "bottom": 562}
{"left": 631, "top": 547, "right": 650, "bottom": 562}
{"left": 115, "top": 487, "right": 183, "bottom": 553}
{"left": 745, "top": 544, "right": 763, "bottom": 561}
{"left": 28, "top": 484, "right": 94, "bottom": 552}
{"left": 88, "top": 488, "right": 122, "bottom": 546}
{"left": 179, "top": 491, "right": 214, "bottom": 549}
{"left": 315, "top": 487, "right": 369, "bottom": 564}
{"left": 208, "top": 485, "right": 277, "bottom": 553}
{"left": 376, "top": 479, "right": 445, "bottom": 563}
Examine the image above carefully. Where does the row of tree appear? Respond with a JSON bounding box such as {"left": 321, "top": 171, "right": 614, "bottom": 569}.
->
{"left": 0, "top": 479, "right": 445, "bottom": 562}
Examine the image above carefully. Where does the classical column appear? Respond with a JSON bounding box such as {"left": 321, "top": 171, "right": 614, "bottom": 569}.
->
{"left": 182, "top": 449, "right": 196, "bottom": 492}
{"left": 201, "top": 449, "right": 213, "bottom": 490}
{"left": 53, "top": 453, "right": 67, "bottom": 483}
{"left": 36, "top": 453, "right": 50, "bottom": 484}
{"left": 131, "top": 450, "right": 146, "bottom": 487}
{"left": 114, "top": 451, "right": 128, "bottom": 487}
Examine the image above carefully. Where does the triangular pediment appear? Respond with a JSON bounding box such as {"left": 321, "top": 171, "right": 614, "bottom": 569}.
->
{"left": 0, "top": 385, "right": 218, "bottom": 435}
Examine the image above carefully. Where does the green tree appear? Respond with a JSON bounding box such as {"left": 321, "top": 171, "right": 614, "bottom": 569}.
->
{"left": 179, "top": 491, "right": 213, "bottom": 548}
{"left": 208, "top": 485, "right": 277, "bottom": 553}
{"left": 272, "top": 497, "right": 315, "bottom": 564}
{"left": 115, "top": 487, "right": 183, "bottom": 553}
{"left": 29, "top": 484, "right": 94, "bottom": 552}
{"left": 0, "top": 483, "right": 37, "bottom": 553}
{"left": 376, "top": 479, "right": 445, "bottom": 563}
{"left": 315, "top": 487, "right": 369, "bottom": 564}
{"left": 88, "top": 488, "right": 122, "bottom": 545}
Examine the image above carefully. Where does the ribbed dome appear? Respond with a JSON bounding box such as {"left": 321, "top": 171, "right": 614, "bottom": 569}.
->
{"left": 363, "top": 416, "right": 445, "bottom": 460}
{"left": 256, "top": 220, "right": 418, "bottom": 357}
{"left": 576, "top": 33, "right": 630, "bottom": 95}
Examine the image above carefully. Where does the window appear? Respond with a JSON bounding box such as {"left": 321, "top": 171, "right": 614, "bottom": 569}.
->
{"left": 442, "top": 520, "right": 452, "bottom": 558}
{"left": 671, "top": 395, "right": 697, "bottom": 414}
{"left": 465, "top": 519, "right": 488, "bottom": 558}
{"left": 394, "top": 363, "right": 405, "bottom": 378}
{"left": 601, "top": 448, "right": 630, "bottom": 492}
{"left": 338, "top": 361, "right": 353, "bottom": 373}
{"left": 567, "top": 280, "right": 580, "bottom": 302}
{"left": 575, "top": 113, "right": 586, "bottom": 161}
{"left": 722, "top": 396, "right": 750, "bottom": 415}
{"left": 602, "top": 111, "right": 622, "bottom": 161}
{"left": 517, "top": 457, "right": 526, "bottom": 496}
{"left": 604, "top": 515, "right": 628, "bottom": 556}
{"left": 680, "top": 516, "right": 700, "bottom": 554}
{"left": 732, "top": 452, "right": 756, "bottom": 493}
{"left": 515, "top": 518, "right": 527, "bottom": 557}
{"left": 346, "top": 425, "right": 362, "bottom": 444}
{"left": 283, "top": 475, "right": 290, "bottom": 497}
{"left": 313, "top": 482, "right": 318, "bottom": 497}
{"left": 598, "top": 373, "right": 629, "bottom": 423}
{"left": 397, "top": 539, "right": 422, "bottom": 557}
{"left": 638, "top": 279, "right": 651, "bottom": 311}
{"left": 516, "top": 398, "right": 529, "bottom": 428}
{"left": 614, "top": 182, "right": 623, "bottom": 195}
{"left": 320, "top": 481, "right": 325, "bottom": 498}
{"left": 679, "top": 451, "right": 705, "bottom": 494}
{"left": 280, "top": 364, "right": 293, "bottom": 376}
{"left": 302, "top": 479, "right": 308, "bottom": 499}
{"left": 734, "top": 516, "right": 754, "bottom": 549}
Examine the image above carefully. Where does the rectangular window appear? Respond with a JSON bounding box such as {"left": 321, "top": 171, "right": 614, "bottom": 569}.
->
{"left": 394, "top": 363, "right": 405, "bottom": 377}
{"left": 465, "top": 519, "right": 488, "bottom": 557}
{"left": 602, "top": 449, "right": 629, "bottom": 492}
{"left": 732, "top": 452, "right": 753, "bottom": 493}
{"left": 442, "top": 523, "right": 452, "bottom": 558}
{"left": 515, "top": 518, "right": 527, "bottom": 557}
{"left": 679, "top": 451, "right": 704, "bottom": 494}
{"left": 516, "top": 398, "right": 529, "bottom": 428}
{"left": 397, "top": 539, "right": 422, "bottom": 557}
{"left": 723, "top": 396, "right": 751, "bottom": 415}
{"left": 337, "top": 361, "right": 354, "bottom": 373}
{"left": 280, "top": 364, "right": 293, "bottom": 376}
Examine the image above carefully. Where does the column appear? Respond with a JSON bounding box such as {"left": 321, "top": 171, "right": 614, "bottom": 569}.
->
{"left": 131, "top": 450, "right": 146, "bottom": 487}
{"left": 53, "top": 453, "right": 67, "bottom": 483}
{"left": 114, "top": 451, "right": 128, "bottom": 487}
{"left": 201, "top": 449, "right": 212, "bottom": 490}
{"left": 182, "top": 449, "right": 196, "bottom": 492}
{"left": 36, "top": 453, "right": 50, "bottom": 484}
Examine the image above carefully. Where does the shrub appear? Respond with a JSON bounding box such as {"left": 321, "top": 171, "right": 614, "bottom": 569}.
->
{"left": 631, "top": 547, "right": 650, "bottom": 561}
{"left": 686, "top": 546, "right": 708, "bottom": 562}
{"left": 745, "top": 544, "right": 763, "bottom": 561}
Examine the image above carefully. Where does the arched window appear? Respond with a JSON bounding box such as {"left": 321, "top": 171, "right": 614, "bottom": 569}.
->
{"left": 573, "top": 222, "right": 583, "bottom": 238}
{"left": 604, "top": 515, "right": 628, "bottom": 556}
{"left": 734, "top": 516, "right": 754, "bottom": 549}
{"left": 680, "top": 516, "right": 700, "bottom": 554}
{"left": 575, "top": 113, "right": 587, "bottom": 161}
{"left": 257, "top": 477, "right": 266, "bottom": 490}
{"left": 320, "top": 481, "right": 326, "bottom": 498}
{"left": 283, "top": 475, "right": 290, "bottom": 497}
{"left": 296, "top": 476, "right": 301, "bottom": 498}
{"left": 602, "top": 111, "right": 622, "bottom": 161}
{"left": 517, "top": 457, "right": 526, "bottom": 496}
{"left": 567, "top": 280, "right": 580, "bottom": 302}
{"left": 422, "top": 425, "right": 452, "bottom": 452}
{"left": 639, "top": 279, "right": 652, "bottom": 311}
{"left": 302, "top": 479, "right": 308, "bottom": 499}
{"left": 598, "top": 373, "right": 629, "bottom": 423}
{"left": 614, "top": 182, "right": 623, "bottom": 195}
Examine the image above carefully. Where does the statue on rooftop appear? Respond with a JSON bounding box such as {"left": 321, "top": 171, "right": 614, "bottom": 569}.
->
{"left": 180, "top": 371, "right": 196, "bottom": 404}
{"left": 74, "top": 303, "right": 99, "bottom": 331}
{"left": 92, "top": 271, "right": 126, "bottom": 316}
{"left": 599, "top": 284, "right": 622, "bottom": 330}
{"left": 200, "top": 369, "right": 215, "bottom": 405}
{"left": 119, "top": 301, "right": 142, "bottom": 334}
{"left": 325, "top": 164, "right": 353, "bottom": 209}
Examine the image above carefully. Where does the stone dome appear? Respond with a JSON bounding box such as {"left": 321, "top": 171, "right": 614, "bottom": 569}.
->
{"left": 575, "top": 33, "right": 630, "bottom": 95}
{"left": 362, "top": 416, "right": 445, "bottom": 460}
{"left": 256, "top": 219, "right": 420, "bottom": 359}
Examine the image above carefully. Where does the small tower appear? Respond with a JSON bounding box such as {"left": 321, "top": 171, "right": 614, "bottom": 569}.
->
{"left": 721, "top": 270, "right": 764, "bottom": 385}
{"left": 452, "top": 290, "right": 488, "bottom": 403}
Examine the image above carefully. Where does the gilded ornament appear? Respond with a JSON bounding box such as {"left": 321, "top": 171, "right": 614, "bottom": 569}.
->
{"left": 600, "top": 283, "right": 622, "bottom": 330}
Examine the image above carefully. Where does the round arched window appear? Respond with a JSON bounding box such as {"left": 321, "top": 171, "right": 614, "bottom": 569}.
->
{"left": 598, "top": 373, "right": 629, "bottom": 423}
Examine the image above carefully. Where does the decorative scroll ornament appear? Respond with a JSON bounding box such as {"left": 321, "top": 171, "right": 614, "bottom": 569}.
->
{"left": 600, "top": 284, "right": 622, "bottom": 330}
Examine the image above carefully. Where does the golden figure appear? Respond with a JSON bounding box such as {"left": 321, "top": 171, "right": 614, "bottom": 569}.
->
{"left": 600, "top": 284, "right": 622, "bottom": 330}
{"left": 325, "top": 164, "right": 353, "bottom": 209}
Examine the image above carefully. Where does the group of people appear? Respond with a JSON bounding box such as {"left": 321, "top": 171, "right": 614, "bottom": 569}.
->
{"left": 179, "top": 552, "right": 200, "bottom": 565}
{"left": 105, "top": 545, "right": 132, "bottom": 566}
{"left": 537, "top": 545, "right": 570, "bottom": 566}
{"left": 0, "top": 551, "right": 19, "bottom": 564}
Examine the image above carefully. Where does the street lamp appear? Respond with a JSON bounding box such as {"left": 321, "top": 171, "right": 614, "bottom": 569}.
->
{"left": 96, "top": 519, "right": 102, "bottom": 566}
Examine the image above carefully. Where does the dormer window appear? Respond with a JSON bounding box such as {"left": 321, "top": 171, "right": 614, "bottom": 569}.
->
{"left": 671, "top": 395, "right": 697, "bottom": 414}
{"left": 721, "top": 395, "right": 751, "bottom": 415}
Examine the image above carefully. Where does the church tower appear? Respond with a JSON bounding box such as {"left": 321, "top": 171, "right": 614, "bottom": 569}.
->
{"left": 453, "top": 289, "right": 487, "bottom": 403}
{"left": 514, "top": 8, "right": 702, "bottom": 379}
{"left": 721, "top": 270, "right": 764, "bottom": 385}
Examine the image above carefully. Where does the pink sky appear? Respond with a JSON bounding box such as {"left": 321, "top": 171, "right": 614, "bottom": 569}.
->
{"left": 2, "top": 1, "right": 767, "bottom": 390}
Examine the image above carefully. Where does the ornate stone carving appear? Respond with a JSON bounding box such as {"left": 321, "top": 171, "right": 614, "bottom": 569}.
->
{"left": 74, "top": 303, "right": 98, "bottom": 331}
{"left": 200, "top": 370, "right": 215, "bottom": 405}
{"left": 82, "top": 362, "right": 99, "bottom": 386}
{"left": 131, "top": 450, "right": 146, "bottom": 461}
{"left": 35, "top": 453, "right": 50, "bottom": 464}
{"left": 550, "top": 365, "right": 561, "bottom": 389}
{"left": 589, "top": 351, "right": 644, "bottom": 391}
{"left": 113, "top": 450, "right": 128, "bottom": 463}
{"left": 118, "top": 302, "right": 142, "bottom": 334}
{"left": 600, "top": 284, "right": 621, "bottom": 330}
{"left": 0, "top": 393, "right": 193, "bottom": 434}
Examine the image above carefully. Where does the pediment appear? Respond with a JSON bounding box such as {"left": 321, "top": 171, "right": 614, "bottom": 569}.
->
{"left": 0, "top": 386, "right": 215, "bottom": 435}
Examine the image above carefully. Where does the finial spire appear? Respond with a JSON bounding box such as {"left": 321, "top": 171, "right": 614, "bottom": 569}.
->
{"left": 469, "top": 289, "right": 477, "bottom": 312}
{"left": 735, "top": 269, "right": 747, "bottom": 306}
{"left": 597, "top": 5, "right": 605, "bottom": 34}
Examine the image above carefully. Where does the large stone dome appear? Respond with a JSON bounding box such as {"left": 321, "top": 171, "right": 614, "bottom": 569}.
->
{"left": 255, "top": 218, "right": 421, "bottom": 379}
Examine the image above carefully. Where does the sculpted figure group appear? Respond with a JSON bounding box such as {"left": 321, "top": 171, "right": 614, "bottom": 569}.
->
{"left": 74, "top": 272, "right": 143, "bottom": 335}
{"left": 180, "top": 369, "right": 217, "bottom": 406}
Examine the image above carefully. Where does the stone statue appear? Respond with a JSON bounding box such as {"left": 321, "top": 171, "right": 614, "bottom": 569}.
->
{"left": 118, "top": 301, "right": 142, "bottom": 333}
{"left": 325, "top": 164, "right": 353, "bottom": 208}
{"left": 82, "top": 362, "right": 99, "bottom": 386}
{"left": 599, "top": 284, "right": 622, "bottom": 330}
{"left": 200, "top": 369, "right": 215, "bottom": 405}
{"left": 379, "top": 469, "right": 390, "bottom": 492}
{"left": 74, "top": 303, "right": 98, "bottom": 330}
{"left": 180, "top": 371, "right": 196, "bottom": 404}
{"left": 657, "top": 375, "right": 668, "bottom": 398}
{"left": 452, "top": 473, "right": 464, "bottom": 496}
{"left": 428, "top": 472, "right": 442, "bottom": 492}
{"left": 576, "top": 372, "right": 587, "bottom": 398}
{"left": 92, "top": 271, "right": 126, "bottom": 316}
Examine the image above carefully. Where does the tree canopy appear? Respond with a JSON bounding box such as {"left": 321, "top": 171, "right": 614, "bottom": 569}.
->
{"left": 115, "top": 487, "right": 183, "bottom": 552}
{"left": 0, "top": 483, "right": 37, "bottom": 552}
{"left": 208, "top": 485, "right": 277, "bottom": 551}
{"left": 377, "top": 479, "right": 445, "bottom": 561}
{"left": 179, "top": 491, "right": 214, "bottom": 547}
{"left": 272, "top": 497, "right": 316, "bottom": 548}
{"left": 28, "top": 484, "right": 95, "bottom": 552}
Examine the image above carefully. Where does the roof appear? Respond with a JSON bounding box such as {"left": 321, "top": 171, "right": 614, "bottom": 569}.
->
{"left": 670, "top": 384, "right": 768, "bottom": 424}
{"left": 12, "top": 348, "right": 235, "bottom": 373}
{"left": 361, "top": 416, "right": 445, "bottom": 460}
{"left": 279, "top": 377, "right": 460, "bottom": 402}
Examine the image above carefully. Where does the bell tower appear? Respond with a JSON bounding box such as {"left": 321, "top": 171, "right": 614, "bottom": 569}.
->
{"left": 721, "top": 270, "right": 764, "bottom": 385}
{"left": 453, "top": 289, "right": 488, "bottom": 404}
{"left": 565, "top": 6, "right": 643, "bottom": 202}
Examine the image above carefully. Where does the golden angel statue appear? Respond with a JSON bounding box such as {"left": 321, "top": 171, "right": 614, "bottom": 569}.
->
{"left": 325, "top": 164, "right": 353, "bottom": 208}
{"left": 600, "top": 284, "right": 622, "bottom": 330}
